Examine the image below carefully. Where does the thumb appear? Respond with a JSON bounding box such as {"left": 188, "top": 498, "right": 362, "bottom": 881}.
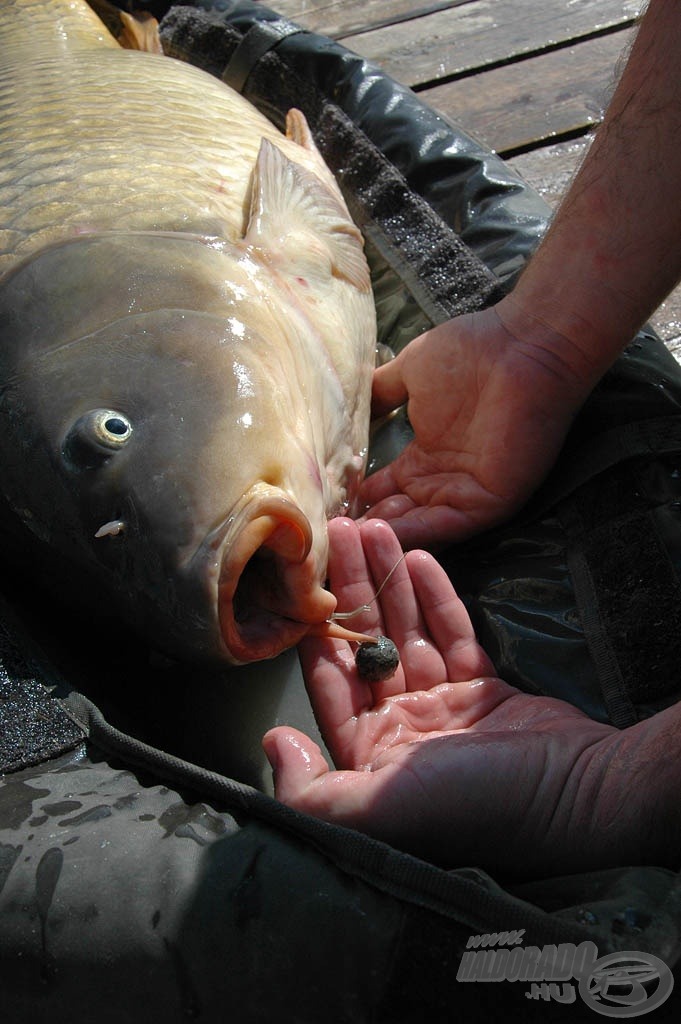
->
{"left": 371, "top": 350, "right": 409, "bottom": 419}
{"left": 262, "top": 727, "right": 331, "bottom": 805}
{"left": 263, "top": 727, "right": 391, "bottom": 833}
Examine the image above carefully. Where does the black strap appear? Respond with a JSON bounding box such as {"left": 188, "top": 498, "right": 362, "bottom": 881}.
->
{"left": 559, "top": 457, "right": 681, "bottom": 728}
{"left": 221, "top": 18, "right": 306, "bottom": 92}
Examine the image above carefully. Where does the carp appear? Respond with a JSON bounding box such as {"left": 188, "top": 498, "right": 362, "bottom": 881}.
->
{"left": 0, "top": 0, "right": 376, "bottom": 663}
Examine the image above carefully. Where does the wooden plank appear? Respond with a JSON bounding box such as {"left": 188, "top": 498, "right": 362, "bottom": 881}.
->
{"left": 263, "top": 3, "right": 681, "bottom": 359}
{"left": 256, "top": 1, "right": 472, "bottom": 40}
{"left": 508, "top": 136, "right": 591, "bottom": 205}
{"left": 508, "top": 138, "right": 681, "bottom": 361}
{"left": 340, "top": 0, "right": 642, "bottom": 87}
{"left": 653, "top": 299, "right": 681, "bottom": 360}
{"left": 420, "top": 27, "right": 635, "bottom": 155}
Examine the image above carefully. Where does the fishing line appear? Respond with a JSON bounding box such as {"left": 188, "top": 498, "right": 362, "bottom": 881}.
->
{"left": 328, "top": 552, "right": 407, "bottom": 621}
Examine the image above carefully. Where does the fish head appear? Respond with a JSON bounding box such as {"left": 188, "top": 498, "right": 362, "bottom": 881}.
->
{"left": 0, "top": 232, "right": 373, "bottom": 662}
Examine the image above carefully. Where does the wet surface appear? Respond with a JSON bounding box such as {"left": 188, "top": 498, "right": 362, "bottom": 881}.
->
{"left": 2, "top": 5, "right": 681, "bottom": 1020}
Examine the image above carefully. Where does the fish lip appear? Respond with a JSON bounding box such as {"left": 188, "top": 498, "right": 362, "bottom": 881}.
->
{"left": 191, "top": 489, "right": 334, "bottom": 664}
{"left": 220, "top": 607, "right": 315, "bottom": 664}
{"left": 195, "top": 489, "right": 312, "bottom": 574}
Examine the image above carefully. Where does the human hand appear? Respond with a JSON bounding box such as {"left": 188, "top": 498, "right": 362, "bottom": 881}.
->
{"left": 358, "top": 301, "right": 593, "bottom": 548}
{"left": 264, "top": 519, "right": 676, "bottom": 878}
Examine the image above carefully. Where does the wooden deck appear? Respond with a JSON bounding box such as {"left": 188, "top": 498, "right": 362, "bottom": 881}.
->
{"left": 261, "top": 0, "right": 681, "bottom": 359}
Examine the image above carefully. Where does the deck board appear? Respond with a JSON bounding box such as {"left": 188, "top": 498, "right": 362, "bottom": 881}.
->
{"left": 261, "top": 1, "right": 472, "bottom": 39}
{"left": 271, "top": 0, "right": 640, "bottom": 81}
{"left": 508, "top": 138, "right": 592, "bottom": 208}
{"left": 342, "top": 0, "right": 640, "bottom": 85}
{"left": 258, "top": 0, "right": 680, "bottom": 357}
{"left": 422, "top": 27, "right": 634, "bottom": 154}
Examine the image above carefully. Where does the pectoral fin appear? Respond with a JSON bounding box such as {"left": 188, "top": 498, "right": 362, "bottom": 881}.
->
{"left": 87, "top": 0, "right": 162, "bottom": 52}
{"left": 245, "top": 130, "right": 370, "bottom": 293}
{"left": 118, "top": 10, "right": 163, "bottom": 53}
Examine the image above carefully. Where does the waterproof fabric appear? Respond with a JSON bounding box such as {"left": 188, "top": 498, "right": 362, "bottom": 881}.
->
{"left": 2, "top": 2, "right": 681, "bottom": 1021}
{"left": 2, "top": 660, "right": 681, "bottom": 1023}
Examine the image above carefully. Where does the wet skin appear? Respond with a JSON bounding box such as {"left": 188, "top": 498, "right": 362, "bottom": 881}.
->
{"left": 264, "top": 518, "right": 681, "bottom": 879}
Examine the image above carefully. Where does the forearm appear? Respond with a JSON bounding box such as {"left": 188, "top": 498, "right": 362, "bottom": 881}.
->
{"left": 499, "top": 0, "right": 681, "bottom": 393}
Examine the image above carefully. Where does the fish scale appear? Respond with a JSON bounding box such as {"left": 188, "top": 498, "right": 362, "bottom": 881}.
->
{"left": 0, "top": 0, "right": 377, "bottom": 664}
{"left": 0, "top": 3, "right": 332, "bottom": 271}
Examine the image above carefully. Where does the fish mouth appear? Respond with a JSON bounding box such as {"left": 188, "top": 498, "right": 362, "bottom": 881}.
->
{"left": 216, "top": 493, "right": 337, "bottom": 663}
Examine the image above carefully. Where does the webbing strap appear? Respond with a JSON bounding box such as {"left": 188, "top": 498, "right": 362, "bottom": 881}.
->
{"left": 220, "top": 18, "right": 306, "bottom": 92}
{"left": 559, "top": 458, "right": 681, "bottom": 727}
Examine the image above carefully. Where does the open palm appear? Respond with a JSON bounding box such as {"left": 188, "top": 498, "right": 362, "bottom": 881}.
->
{"left": 264, "top": 519, "right": 673, "bottom": 878}
{"left": 358, "top": 305, "right": 589, "bottom": 548}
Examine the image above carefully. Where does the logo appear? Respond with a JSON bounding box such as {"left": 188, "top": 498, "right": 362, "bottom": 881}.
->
{"left": 457, "top": 933, "right": 674, "bottom": 1017}
{"left": 579, "top": 951, "right": 674, "bottom": 1018}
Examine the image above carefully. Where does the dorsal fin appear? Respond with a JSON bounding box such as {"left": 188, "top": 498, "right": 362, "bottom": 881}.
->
{"left": 245, "top": 136, "right": 370, "bottom": 293}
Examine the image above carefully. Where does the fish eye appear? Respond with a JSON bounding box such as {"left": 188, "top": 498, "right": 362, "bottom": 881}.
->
{"left": 77, "top": 408, "right": 133, "bottom": 449}
{"left": 91, "top": 410, "right": 133, "bottom": 448}
{"left": 62, "top": 408, "right": 133, "bottom": 467}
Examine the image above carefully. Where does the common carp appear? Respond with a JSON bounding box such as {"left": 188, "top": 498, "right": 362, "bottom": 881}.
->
{"left": 0, "top": 0, "right": 376, "bottom": 663}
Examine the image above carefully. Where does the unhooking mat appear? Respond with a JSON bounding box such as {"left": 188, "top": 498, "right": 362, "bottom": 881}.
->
{"left": 1, "top": 2, "right": 681, "bottom": 1021}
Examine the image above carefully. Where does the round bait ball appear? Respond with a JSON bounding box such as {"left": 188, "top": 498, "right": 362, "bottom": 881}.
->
{"left": 355, "top": 635, "right": 400, "bottom": 682}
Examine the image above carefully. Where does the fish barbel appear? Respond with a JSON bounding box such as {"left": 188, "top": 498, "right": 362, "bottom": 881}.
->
{"left": 0, "top": 0, "right": 376, "bottom": 662}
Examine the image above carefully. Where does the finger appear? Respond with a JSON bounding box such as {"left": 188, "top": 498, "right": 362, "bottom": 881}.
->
{"left": 352, "top": 464, "right": 405, "bottom": 512}
{"left": 300, "top": 520, "right": 407, "bottom": 748}
{"left": 263, "top": 726, "right": 386, "bottom": 826}
{"left": 325, "top": 517, "right": 385, "bottom": 633}
{"left": 357, "top": 519, "right": 434, "bottom": 698}
{"left": 358, "top": 461, "right": 489, "bottom": 548}
{"left": 406, "top": 551, "right": 497, "bottom": 680}
{"left": 356, "top": 517, "right": 408, "bottom": 593}
{"left": 262, "top": 726, "right": 331, "bottom": 804}
{"left": 358, "top": 520, "right": 448, "bottom": 690}
{"left": 297, "top": 633, "right": 376, "bottom": 762}
{"left": 370, "top": 352, "right": 408, "bottom": 419}
{"left": 261, "top": 724, "right": 413, "bottom": 835}
{"left": 367, "top": 501, "right": 486, "bottom": 549}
